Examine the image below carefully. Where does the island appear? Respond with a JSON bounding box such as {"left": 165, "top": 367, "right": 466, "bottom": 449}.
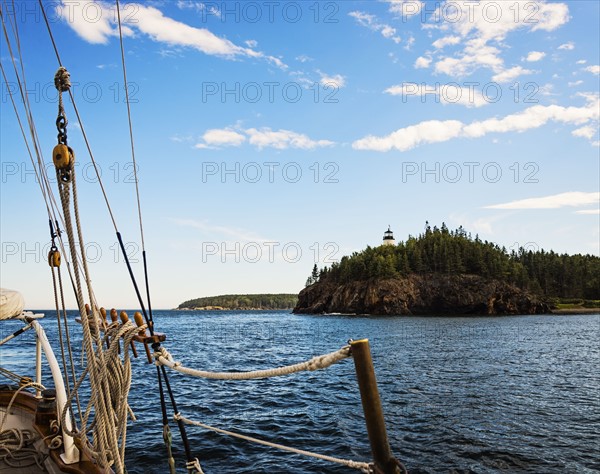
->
{"left": 294, "top": 223, "right": 600, "bottom": 316}
{"left": 178, "top": 294, "right": 298, "bottom": 311}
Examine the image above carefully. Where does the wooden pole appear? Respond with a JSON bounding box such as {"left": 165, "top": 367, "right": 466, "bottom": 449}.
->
{"left": 351, "top": 339, "right": 400, "bottom": 474}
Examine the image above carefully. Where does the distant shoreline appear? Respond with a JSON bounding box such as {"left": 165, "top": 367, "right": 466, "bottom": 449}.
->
{"left": 23, "top": 308, "right": 599, "bottom": 316}
{"left": 177, "top": 293, "right": 298, "bottom": 312}
{"left": 178, "top": 306, "right": 294, "bottom": 311}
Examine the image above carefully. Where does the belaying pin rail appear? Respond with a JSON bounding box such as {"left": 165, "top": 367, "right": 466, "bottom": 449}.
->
{"left": 132, "top": 311, "right": 165, "bottom": 363}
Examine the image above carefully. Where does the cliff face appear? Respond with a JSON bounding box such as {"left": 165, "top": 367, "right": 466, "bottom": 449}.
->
{"left": 293, "top": 274, "right": 549, "bottom": 316}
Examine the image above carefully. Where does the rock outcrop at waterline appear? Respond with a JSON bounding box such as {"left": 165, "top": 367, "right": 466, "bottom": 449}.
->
{"left": 293, "top": 274, "right": 550, "bottom": 316}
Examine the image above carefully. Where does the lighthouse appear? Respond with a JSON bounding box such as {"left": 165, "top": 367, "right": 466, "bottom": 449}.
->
{"left": 382, "top": 226, "right": 395, "bottom": 246}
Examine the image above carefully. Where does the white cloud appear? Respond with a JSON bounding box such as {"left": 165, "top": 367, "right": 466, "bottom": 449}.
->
{"left": 538, "top": 83, "right": 557, "bottom": 97}
{"left": 176, "top": 1, "right": 221, "bottom": 17}
{"left": 385, "top": 82, "right": 488, "bottom": 108}
{"left": 492, "top": 66, "right": 534, "bottom": 83}
{"left": 288, "top": 71, "right": 315, "bottom": 88}
{"left": 445, "top": 1, "right": 570, "bottom": 42}
{"left": 576, "top": 59, "right": 587, "bottom": 65}
{"left": 558, "top": 41, "right": 575, "bottom": 50}
{"left": 584, "top": 65, "right": 600, "bottom": 75}
{"left": 576, "top": 209, "right": 600, "bottom": 215}
{"left": 463, "top": 102, "right": 597, "bottom": 137}
{"left": 432, "top": 35, "right": 461, "bottom": 49}
{"left": 448, "top": 213, "right": 507, "bottom": 236}
{"left": 353, "top": 120, "right": 464, "bottom": 152}
{"left": 246, "top": 128, "right": 335, "bottom": 150}
{"left": 171, "top": 134, "right": 194, "bottom": 143}
{"left": 348, "top": 11, "right": 401, "bottom": 44}
{"left": 53, "top": 1, "right": 133, "bottom": 44}
{"left": 132, "top": 6, "right": 262, "bottom": 57}
{"left": 428, "top": 1, "right": 569, "bottom": 78}
{"left": 386, "top": 0, "right": 423, "bottom": 17}
{"left": 194, "top": 126, "right": 334, "bottom": 150}
{"left": 435, "top": 42, "right": 503, "bottom": 77}
{"left": 201, "top": 128, "right": 246, "bottom": 147}
{"left": 318, "top": 71, "right": 346, "bottom": 88}
{"left": 568, "top": 80, "right": 583, "bottom": 87}
{"left": 381, "top": 26, "right": 402, "bottom": 44}
{"left": 525, "top": 51, "right": 546, "bottom": 62}
{"left": 172, "top": 218, "right": 268, "bottom": 243}
{"left": 349, "top": 11, "right": 373, "bottom": 25}
{"left": 572, "top": 125, "right": 597, "bottom": 140}
{"left": 485, "top": 192, "right": 600, "bottom": 210}
{"left": 296, "top": 55, "right": 313, "bottom": 63}
{"left": 56, "top": 1, "right": 286, "bottom": 68}
{"left": 414, "top": 56, "right": 432, "bottom": 69}
{"left": 352, "top": 96, "right": 600, "bottom": 152}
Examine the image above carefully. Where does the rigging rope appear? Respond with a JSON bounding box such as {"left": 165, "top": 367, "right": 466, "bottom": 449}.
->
{"left": 0, "top": 367, "right": 29, "bottom": 385}
{"left": 50, "top": 254, "right": 84, "bottom": 420}
{"left": 158, "top": 364, "right": 202, "bottom": 473}
{"left": 59, "top": 320, "right": 145, "bottom": 472}
{"left": 38, "top": 1, "right": 159, "bottom": 466}
{"left": 157, "top": 366, "right": 177, "bottom": 474}
{"left": 50, "top": 66, "right": 125, "bottom": 473}
{"left": 176, "top": 414, "right": 372, "bottom": 473}
{"left": 114, "top": 0, "right": 156, "bottom": 333}
{"left": 0, "top": 8, "right": 62, "bottom": 228}
{"left": 38, "top": 0, "right": 118, "bottom": 231}
{"left": 115, "top": 0, "right": 145, "bottom": 252}
{"left": 112, "top": 8, "right": 196, "bottom": 470}
{"left": 51, "top": 247, "right": 71, "bottom": 394}
{"left": 39, "top": 0, "right": 156, "bottom": 331}
{"left": 36, "top": 3, "right": 189, "bottom": 472}
{"left": 155, "top": 345, "right": 352, "bottom": 380}
{"left": 1, "top": 4, "right": 98, "bottom": 325}
{"left": 0, "top": 323, "right": 33, "bottom": 346}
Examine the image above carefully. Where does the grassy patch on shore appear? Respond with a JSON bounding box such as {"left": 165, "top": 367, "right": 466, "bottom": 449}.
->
{"left": 553, "top": 298, "right": 600, "bottom": 310}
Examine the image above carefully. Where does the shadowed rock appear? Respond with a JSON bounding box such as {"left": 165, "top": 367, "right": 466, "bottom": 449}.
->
{"left": 294, "top": 274, "right": 550, "bottom": 316}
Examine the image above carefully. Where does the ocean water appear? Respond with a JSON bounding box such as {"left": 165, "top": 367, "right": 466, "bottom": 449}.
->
{"left": 1, "top": 311, "right": 599, "bottom": 473}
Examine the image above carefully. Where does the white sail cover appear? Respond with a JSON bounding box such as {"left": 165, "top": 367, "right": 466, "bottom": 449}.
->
{"left": 0, "top": 288, "right": 25, "bottom": 320}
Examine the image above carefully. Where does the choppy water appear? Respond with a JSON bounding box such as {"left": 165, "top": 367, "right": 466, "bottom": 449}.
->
{"left": 1, "top": 311, "right": 599, "bottom": 473}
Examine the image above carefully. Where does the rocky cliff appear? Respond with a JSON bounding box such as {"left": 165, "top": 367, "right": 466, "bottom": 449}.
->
{"left": 293, "top": 274, "right": 549, "bottom": 316}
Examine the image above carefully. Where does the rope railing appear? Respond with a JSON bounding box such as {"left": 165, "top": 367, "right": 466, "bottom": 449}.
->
{"left": 154, "top": 345, "right": 352, "bottom": 380}
{"left": 175, "top": 413, "right": 373, "bottom": 473}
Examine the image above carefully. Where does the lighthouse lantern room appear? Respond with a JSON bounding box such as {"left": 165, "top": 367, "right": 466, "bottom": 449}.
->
{"left": 383, "top": 226, "right": 395, "bottom": 246}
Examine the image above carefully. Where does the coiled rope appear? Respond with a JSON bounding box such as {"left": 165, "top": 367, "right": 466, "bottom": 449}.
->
{"left": 155, "top": 345, "right": 352, "bottom": 380}
{"left": 0, "top": 428, "right": 47, "bottom": 470}
{"left": 0, "top": 382, "right": 49, "bottom": 470}
{"left": 60, "top": 320, "right": 146, "bottom": 468}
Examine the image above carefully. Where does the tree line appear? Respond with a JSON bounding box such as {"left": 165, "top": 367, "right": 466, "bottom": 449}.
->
{"left": 309, "top": 223, "right": 600, "bottom": 300}
{"left": 178, "top": 294, "right": 298, "bottom": 310}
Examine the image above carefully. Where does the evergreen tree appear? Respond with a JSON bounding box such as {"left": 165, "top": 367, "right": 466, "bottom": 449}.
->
{"left": 311, "top": 264, "right": 319, "bottom": 282}
{"left": 317, "top": 222, "right": 599, "bottom": 299}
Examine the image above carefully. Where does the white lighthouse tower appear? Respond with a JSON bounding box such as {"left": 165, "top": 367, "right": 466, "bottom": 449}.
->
{"left": 382, "top": 226, "right": 395, "bottom": 246}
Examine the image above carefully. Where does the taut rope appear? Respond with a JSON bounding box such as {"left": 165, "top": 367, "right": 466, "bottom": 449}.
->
{"left": 176, "top": 414, "right": 372, "bottom": 473}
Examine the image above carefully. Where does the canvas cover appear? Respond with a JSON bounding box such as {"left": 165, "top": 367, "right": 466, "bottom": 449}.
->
{"left": 0, "top": 288, "right": 25, "bottom": 320}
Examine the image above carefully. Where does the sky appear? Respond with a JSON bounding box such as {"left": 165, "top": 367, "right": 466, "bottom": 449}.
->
{"left": 0, "top": 0, "right": 599, "bottom": 309}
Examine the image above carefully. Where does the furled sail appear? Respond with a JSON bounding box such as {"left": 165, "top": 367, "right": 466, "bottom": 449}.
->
{"left": 0, "top": 288, "right": 25, "bottom": 320}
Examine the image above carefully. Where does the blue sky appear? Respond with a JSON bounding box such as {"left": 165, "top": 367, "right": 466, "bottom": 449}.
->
{"left": 1, "top": 0, "right": 599, "bottom": 309}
